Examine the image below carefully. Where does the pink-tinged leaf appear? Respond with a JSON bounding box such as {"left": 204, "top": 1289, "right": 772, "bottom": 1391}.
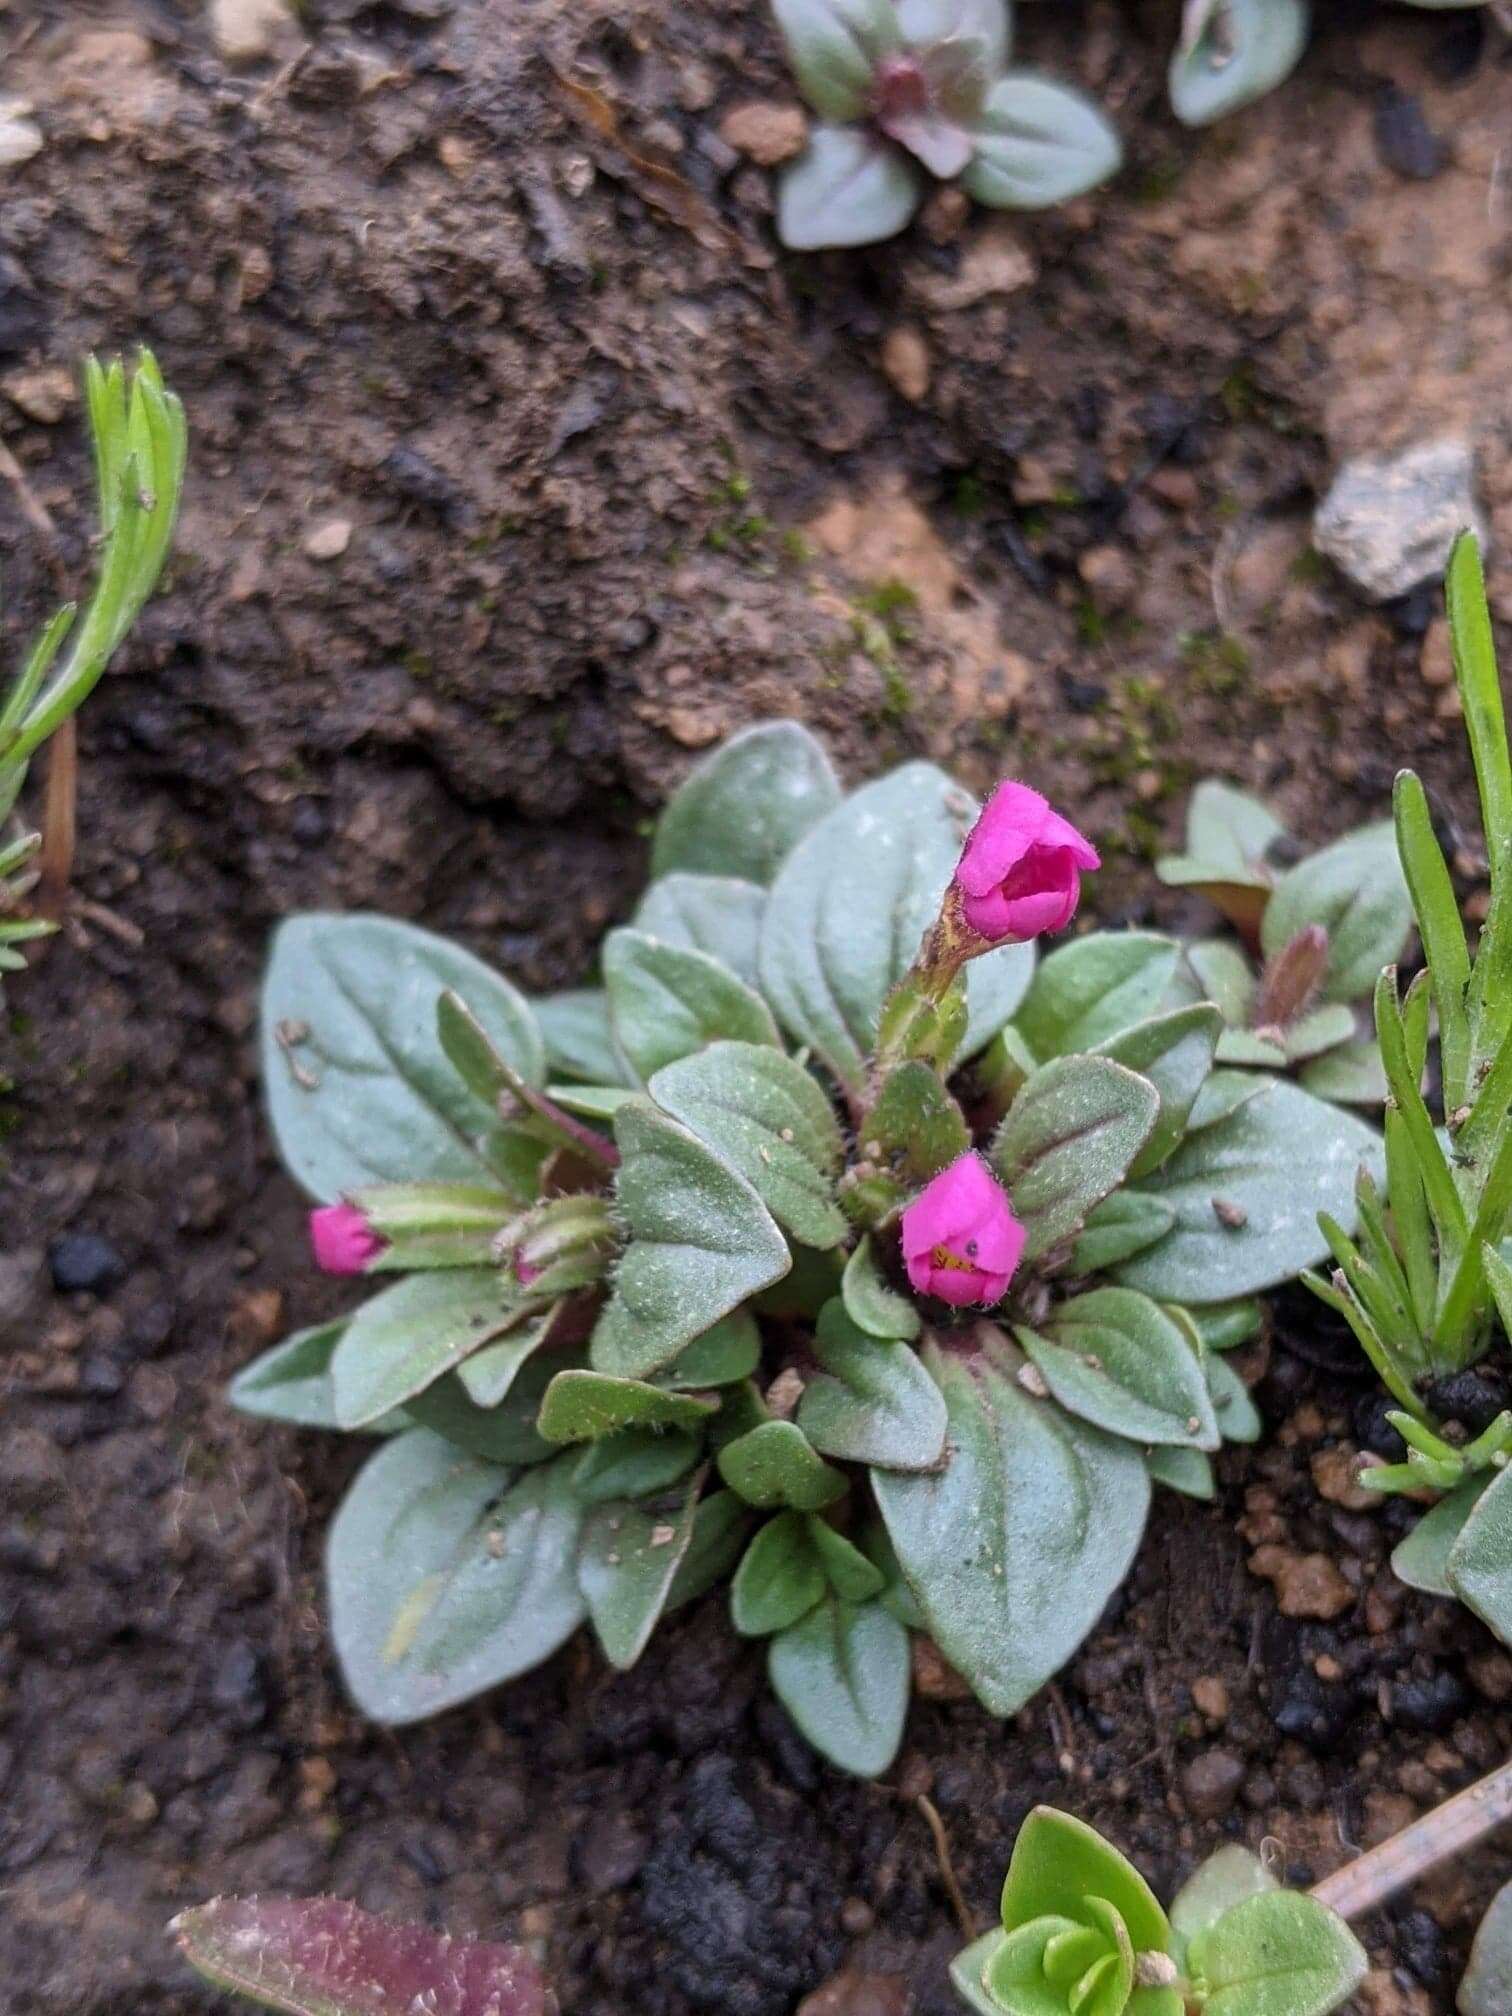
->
{"left": 170, "top": 1894, "right": 556, "bottom": 2016}
{"left": 879, "top": 108, "right": 975, "bottom": 178}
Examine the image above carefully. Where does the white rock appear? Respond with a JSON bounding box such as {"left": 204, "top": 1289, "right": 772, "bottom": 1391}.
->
{"left": 1314, "top": 437, "right": 1487, "bottom": 602}
{"left": 209, "top": 0, "right": 300, "bottom": 64}
{"left": 0, "top": 98, "right": 42, "bottom": 169}
{"left": 304, "top": 517, "right": 353, "bottom": 561}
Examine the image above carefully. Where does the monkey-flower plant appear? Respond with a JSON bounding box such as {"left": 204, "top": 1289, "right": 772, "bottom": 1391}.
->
{"left": 237, "top": 726, "right": 1377, "bottom": 1776}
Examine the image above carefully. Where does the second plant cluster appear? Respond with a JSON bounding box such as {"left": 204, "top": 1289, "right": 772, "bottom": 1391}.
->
{"left": 771, "top": 0, "right": 1491, "bottom": 248}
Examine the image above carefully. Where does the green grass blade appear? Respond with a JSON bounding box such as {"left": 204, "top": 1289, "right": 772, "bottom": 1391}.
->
{"left": 1302, "top": 1266, "right": 1426, "bottom": 1417}
{"left": 1385, "top": 1107, "right": 1437, "bottom": 1335}
{"left": 1319, "top": 1211, "right": 1416, "bottom": 1359}
{"left": 1353, "top": 1168, "right": 1417, "bottom": 1327}
{"left": 1437, "top": 1120, "right": 1512, "bottom": 1356}
{"left": 1394, "top": 770, "right": 1471, "bottom": 1109}
{"left": 1469, "top": 829, "right": 1512, "bottom": 1077}
{"left": 1462, "top": 1015, "right": 1512, "bottom": 1172}
{"left": 1376, "top": 966, "right": 1468, "bottom": 1266}
{"left": 1447, "top": 532, "right": 1512, "bottom": 893}
{"left": 0, "top": 603, "right": 76, "bottom": 746}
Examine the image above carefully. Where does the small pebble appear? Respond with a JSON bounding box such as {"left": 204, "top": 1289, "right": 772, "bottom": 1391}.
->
{"left": 1191, "top": 1676, "right": 1229, "bottom": 1721}
{"left": 1395, "top": 1907, "right": 1449, "bottom": 1991}
{"left": 210, "top": 1639, "right": 268, "bottom": 1727}
{"left": 1373, "top": 86, "right": 1446, "bottom": 182}
{"left": 718, "top": 101, "right": 807, "bottom": 167}
{"left": 1386, "top": 1670, "right": 1470, "bottom": 1734}
{"left": 1249, "top": 1545, "right": 1354, "bottom": 1620}
{"left": 880, "top": 326, "right": 930, "bottom": 403}
{"left": 304, "top": 517, "right": 352, "bottom": 561}
{"left": 0, "top": 98, "right": 43, "bottom": 170}
{"left": 1419, "top": 617, "right": 1453, "bottom": 688}
{"left": 48, "top": 1233, "right": 127, "bottom": 1297}
{"left": 210, "top": 0, "right": 301, "bottom": 64}
{"left": 1310, "top": 1444, "right": 1378, "bottom": 1513}
{"left": 1181, "top": 1749, "right": 1244, "bottom": 1821}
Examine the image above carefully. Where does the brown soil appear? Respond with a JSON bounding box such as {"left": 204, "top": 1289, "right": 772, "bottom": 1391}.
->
{"left": 5, "top": 3, "right": 1512, "bottom": 2011}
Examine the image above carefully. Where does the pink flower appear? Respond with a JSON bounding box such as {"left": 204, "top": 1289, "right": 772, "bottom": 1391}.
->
{"left": 514, "top": 1253, "right": 544, "bottom": 1289}
{"left": 309, "top": 1203, "right": 386, "bottom": 1276}
{"left": 901, "top": 1153, "right": 1025, "bottom": 1309}
{"left": 954, "top": 781, "right": 1100, "bottom": 943}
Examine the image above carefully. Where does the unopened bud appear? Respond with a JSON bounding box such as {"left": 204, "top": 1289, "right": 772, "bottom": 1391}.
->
{"left": 1255, "top": 923, "right": 1328, "bottom": 1030}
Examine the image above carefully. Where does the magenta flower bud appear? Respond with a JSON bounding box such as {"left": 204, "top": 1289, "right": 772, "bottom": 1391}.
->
{"left": 309, "top": 1203, "right": 386, "bottom": 1276}
{"left": 514, "top": 1253, "right": 544, "bottom": 1289}
{"left": 901, "top": 1153, "right": 1025, "bottom": 1309}
{"left": 954, "top": 781, "right": 1100, "bottom": 944}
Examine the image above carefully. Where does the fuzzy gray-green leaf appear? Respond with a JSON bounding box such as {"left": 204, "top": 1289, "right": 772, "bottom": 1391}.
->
{"left": 262, "top": 914, "right": 545, "bottom": 1202}
{"left": 591, "top": 1099, "right": 791, "bottom": 1379}
{"left": 1113, "top": 1077, "right": 1381, "bottom": 1303}
{"left": 873, "top": 1336, "right": 1149, "bottom": 1716}
{"left": 604, "top": 929, "right": 780, "bottom": 1083}
{"left": 1034, "top": 1287, "right": 1219, "bottom": 1450}
{"left": 649, "top": 1040, "right": 847, "bottom": 1249}
{"left": 992, "top": 1054, "right": 1159, "bottom": 1259}
{"left": 651, "top": 720, "right": 842, "bottom": 882}
{"left": 326, "top": 1431, "right": 585, "bottom": 1725}
{"left": 767, "top": 1596, "right": 909, "bottom": 1777}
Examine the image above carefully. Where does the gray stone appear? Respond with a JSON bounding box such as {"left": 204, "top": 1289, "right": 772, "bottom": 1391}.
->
{"left": 0, "top": 1245, "right": 47, "bottom": 1343}
{"left": 1314, "top": 436, "right": 1487, "bottom": 602}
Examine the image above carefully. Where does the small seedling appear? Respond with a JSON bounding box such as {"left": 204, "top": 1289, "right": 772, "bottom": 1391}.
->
{"left": 1155, "top": 778, "right": 1412, "bottom": 1107}
{"left": 953, "top": 1807, "right": 1365, "bottom": 2016}
{"left": 771, "top": 0, "right": 1120, "bottom": 248}
{"left": 0, "top": 351, "right": 186, "bottom": 984}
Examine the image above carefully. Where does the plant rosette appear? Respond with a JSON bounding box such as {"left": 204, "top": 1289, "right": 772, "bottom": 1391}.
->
{"left": 240, "top": 724, "right": 1379, "bottom": 1777}
{"left": 1154, "top": 777, "right": 1411, "bottom": 1110}
{"left": 771, "top": 0, "right": 1121, "bottom": 249}
{"left": 952, "top": 1807, "right": 1366, "bottom": 2016}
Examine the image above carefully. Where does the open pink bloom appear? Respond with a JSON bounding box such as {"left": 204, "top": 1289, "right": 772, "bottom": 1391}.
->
{"left": 901, "top": 1152, "right": 1025, "bottom": 1309}
{"left": 954, "top": 781, "right": 1100, "bottom": 943}
{"left": 309, "top": 1203, "right": 386, "bottom": 1276}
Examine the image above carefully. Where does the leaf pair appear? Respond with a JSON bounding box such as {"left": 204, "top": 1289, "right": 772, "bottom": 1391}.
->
{"left": 732, "top": 1509, "right": 909, "bottom": 1775}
